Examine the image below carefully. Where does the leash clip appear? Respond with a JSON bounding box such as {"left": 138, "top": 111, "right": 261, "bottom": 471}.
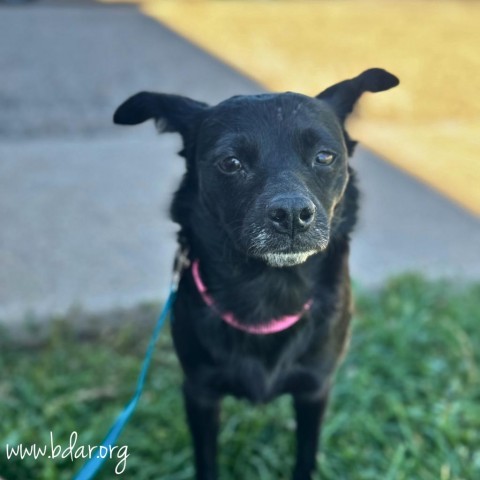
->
{"left": 171, "top": 245, "right": 190, "bottom": 291}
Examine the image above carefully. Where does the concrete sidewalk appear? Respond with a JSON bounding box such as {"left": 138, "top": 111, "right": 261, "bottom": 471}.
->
{"left": 1, "top": 2, "right": 479, "bottom": 325}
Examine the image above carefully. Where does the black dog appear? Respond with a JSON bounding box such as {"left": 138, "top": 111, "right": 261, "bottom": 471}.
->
{"left": 114, "top": 68, "right": 399, "bottom": 480}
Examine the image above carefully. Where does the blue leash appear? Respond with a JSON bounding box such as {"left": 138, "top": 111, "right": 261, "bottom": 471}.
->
{"left": 73, "top": 289, "right": 175, "bottom": 480}
{"left": 73, "top": 249, "right": 188, "bottom": 479}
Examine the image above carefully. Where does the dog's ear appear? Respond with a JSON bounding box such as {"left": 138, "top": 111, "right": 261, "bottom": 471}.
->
{"left": 317, "top": 68, "right": 399, "bottom": 123}
{"left": 113, "top": 92, "right": 208, "bottom": 136}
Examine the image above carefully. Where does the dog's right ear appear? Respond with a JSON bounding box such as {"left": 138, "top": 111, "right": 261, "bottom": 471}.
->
{"left": 113, "top": 92, "right": 208, "bottom": 136}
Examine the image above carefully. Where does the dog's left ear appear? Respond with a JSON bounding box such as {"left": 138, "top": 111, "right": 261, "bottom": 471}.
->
{"left": 113, "top": 92, "right": 208, "bottom": 136}
{"left": 317, "top": 68, "right": 399, "bottom": 123}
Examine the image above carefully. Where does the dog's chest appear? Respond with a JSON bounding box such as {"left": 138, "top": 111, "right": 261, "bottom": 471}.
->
{"left": 209, "top": 329, "right": 325, "bottom": 404}
{"left": 229, "top": 359, "right": 302, "bottom": 403}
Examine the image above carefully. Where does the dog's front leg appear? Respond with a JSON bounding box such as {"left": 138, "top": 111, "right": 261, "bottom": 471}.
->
{"left": 292, "top": 393, "right": 330, "bottom": 480}
{"left": 183, "top": 385, "right": 220, "bottom": 480}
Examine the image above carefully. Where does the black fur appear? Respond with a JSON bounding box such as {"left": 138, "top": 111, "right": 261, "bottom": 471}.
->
{"left": 114, "top": 68, "right": 398, "bottom": 480}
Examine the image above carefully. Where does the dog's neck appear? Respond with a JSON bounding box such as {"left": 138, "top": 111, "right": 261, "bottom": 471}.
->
{"left": 190, "top": 258, "right": 313, "bottom": 334}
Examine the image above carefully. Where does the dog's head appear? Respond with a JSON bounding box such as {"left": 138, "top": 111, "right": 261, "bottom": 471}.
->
{"left": 114, "top": 68, "right": 398, "bottom": 267}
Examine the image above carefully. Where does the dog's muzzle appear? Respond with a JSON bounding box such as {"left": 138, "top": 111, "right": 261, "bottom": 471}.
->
{"left": 240, "top": 190, "right": 331, "bottom": 267}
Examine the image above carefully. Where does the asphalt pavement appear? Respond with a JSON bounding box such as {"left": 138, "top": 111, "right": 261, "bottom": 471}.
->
{"left": 1, "top": 2, "right": 479, "bottom": 325}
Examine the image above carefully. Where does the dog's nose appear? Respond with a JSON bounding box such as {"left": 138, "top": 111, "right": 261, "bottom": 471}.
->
{"left": 267, "top": 195, "right": 316, "bottom": 235}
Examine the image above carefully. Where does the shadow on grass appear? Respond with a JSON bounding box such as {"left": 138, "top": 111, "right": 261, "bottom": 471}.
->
{"left": 0, "top": 275, "right": 479, "bottom": 480}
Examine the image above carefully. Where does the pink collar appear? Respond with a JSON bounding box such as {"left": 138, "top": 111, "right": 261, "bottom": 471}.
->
{"left": 191, "top": 260, "right": 312, "bottom": 335}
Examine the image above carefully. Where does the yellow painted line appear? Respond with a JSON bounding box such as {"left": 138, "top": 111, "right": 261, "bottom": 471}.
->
{"left": 103, "top": 0, "right": 480, "bottom": 216}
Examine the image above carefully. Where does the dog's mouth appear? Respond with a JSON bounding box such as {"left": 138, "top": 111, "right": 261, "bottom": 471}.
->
{"left": 259, "top": 250, "right": 318, "bottom": 267}
{"left": 245, "top": 226, "right": 330, "bottom": 267}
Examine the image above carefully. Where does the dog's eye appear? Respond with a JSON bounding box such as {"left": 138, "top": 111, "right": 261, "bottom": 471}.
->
{"left": 314, "top": 151, "right": 336, "bottom": 166}
{"left": 217, "top": 157, "right": 243, "bottom": 174}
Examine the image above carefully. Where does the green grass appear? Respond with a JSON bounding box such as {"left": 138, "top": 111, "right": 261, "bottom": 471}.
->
{"left": 1, "top": 275, "right": 479, "bottom": 480}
